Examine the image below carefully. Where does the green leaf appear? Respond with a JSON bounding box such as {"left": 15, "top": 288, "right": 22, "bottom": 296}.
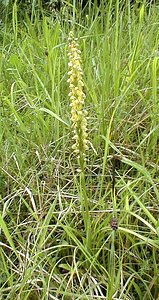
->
{"left": 39, "top": 107, "right": 69, "bottom": 126}
{"left": 0, "top": 213, "right": 19, "bottom": 259}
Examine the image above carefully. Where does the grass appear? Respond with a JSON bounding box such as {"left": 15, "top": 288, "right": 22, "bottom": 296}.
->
{"left": 1, "top": 0, "right": 159, "bottom": 299}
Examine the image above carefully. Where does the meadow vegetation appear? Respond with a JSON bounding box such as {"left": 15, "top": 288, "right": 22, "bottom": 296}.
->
{"left": 0, "top": 0, "right": 159, "bottom": 299}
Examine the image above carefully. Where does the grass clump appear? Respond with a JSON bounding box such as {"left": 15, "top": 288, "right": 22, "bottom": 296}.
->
{"left": 0, "top": 1, "right": 159, "bottom": 299}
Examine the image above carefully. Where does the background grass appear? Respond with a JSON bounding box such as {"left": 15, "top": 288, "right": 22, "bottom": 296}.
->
{"left": 1, "top": 0, "right": 159, "bottom": 299}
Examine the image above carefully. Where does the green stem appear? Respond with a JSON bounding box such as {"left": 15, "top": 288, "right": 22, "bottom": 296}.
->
{"left": 79, "top": 153, "right": 91, "bottom": 250}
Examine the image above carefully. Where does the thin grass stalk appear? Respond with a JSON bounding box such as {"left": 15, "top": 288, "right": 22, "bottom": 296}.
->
{"left": 12, "top": 0, "right": 18, "bottom": 44}
{"left": 109, "top": 230, "right": 116, "bottom": 298}
{"left": 150, "top": 56, "right": 158, "bottom": 154}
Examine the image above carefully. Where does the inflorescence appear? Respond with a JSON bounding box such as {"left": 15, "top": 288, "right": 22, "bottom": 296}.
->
{"left": 67, "top": 31, "right": 89, "bottom": 170}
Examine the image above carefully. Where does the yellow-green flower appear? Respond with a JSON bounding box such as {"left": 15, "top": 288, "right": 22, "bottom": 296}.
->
{"left": 68, "top": 31, "right": 88, "bottom": 170}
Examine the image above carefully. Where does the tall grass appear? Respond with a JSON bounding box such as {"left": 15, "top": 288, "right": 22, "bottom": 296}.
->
{"left": 1, "top": 1, "right": 159, "bottom": 299}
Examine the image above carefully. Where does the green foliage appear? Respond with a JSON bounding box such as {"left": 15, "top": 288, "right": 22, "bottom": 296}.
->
{"left": 1, "top": 1, "right": 159, "bottom": 299}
